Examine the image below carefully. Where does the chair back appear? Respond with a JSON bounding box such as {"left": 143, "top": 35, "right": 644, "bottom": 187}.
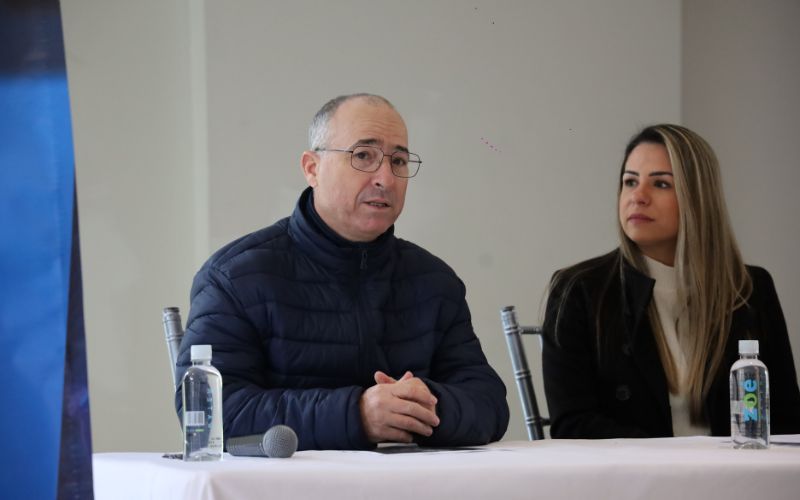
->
{"left": 162, "top": 307, "right": 184, "bottom": 388}
{"left": 500, "top": 305, "right": 550, "bottom": 440}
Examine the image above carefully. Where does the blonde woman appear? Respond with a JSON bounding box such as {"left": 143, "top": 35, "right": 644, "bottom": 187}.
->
{"left": 542, "top": 124, "right": 800, "bottom": 438}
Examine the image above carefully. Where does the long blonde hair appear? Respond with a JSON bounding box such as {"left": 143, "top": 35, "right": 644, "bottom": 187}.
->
{"left": 618, "top": 124, "right": 752, "bottom": 421}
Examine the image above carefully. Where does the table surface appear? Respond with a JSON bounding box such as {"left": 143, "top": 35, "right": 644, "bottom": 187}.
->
{"left": 93, "top": 436, "right": 800, "bottom": 500}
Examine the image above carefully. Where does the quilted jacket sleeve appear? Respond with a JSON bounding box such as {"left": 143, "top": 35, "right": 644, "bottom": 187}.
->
{"left": 416, "top": 279, "right": 510, "bottom": 446}
{"left": 174, "top": 265, "right": 373, "bottom": 451}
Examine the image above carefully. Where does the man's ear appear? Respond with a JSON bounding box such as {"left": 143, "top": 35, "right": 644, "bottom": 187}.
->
{"left": 300, "top": 150, "right": 320, "bottom": 187}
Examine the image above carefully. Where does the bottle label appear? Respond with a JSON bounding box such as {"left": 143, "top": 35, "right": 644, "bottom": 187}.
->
{"left": 184, "top": 410, "right": 206, "bottom": 427}
{"left": 740, "top": 378, "right": 760, "bottom": 422}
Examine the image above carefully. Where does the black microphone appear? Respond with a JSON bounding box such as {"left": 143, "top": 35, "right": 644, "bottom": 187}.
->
{"left": 226, "top": 425, "right": 298, "bottom": 458}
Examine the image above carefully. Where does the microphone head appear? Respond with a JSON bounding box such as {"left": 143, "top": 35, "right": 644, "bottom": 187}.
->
{"left": 264, "top": 425, "right": 298, "bottom": 458}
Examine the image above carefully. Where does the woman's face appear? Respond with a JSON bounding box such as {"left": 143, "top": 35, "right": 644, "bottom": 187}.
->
{"left": 618, "top": 142, "right": 680, "bottom": 265}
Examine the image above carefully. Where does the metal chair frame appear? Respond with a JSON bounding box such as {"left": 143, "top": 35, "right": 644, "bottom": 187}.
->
{"left": 500, "top": 305, "right": 550, "bottom": 440}
{"left": 162, "top": 306, "right": 185, "bottom": 388}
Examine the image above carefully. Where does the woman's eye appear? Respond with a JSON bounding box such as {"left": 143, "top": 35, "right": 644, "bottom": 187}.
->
{"left": 622, "top": 178, "right": 637, "bottom": 187}
{"left": 655, "top": 180, "right": 672, "bottom": 189}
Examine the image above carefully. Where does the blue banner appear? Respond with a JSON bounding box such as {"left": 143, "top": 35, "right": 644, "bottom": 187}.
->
{"left": 0, "top": 1, "right": 93, "bottom": 498}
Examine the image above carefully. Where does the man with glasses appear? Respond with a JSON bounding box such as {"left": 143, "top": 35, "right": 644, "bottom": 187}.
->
{"left": 176, "top": 94, "right": 509, "bottom": 450}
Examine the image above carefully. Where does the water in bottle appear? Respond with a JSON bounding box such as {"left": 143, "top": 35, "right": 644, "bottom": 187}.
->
{"left": 182, "top": 344, "right": 223, "bottom": 461}
{"left": 729, "top": 340, "right": 769, "bottom": 449}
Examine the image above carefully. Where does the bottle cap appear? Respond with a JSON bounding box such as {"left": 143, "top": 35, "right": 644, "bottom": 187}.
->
{"left": 738, "top": 340, "right": 759, "bottom": 355}
{"left": 190, "top": 344, "right": 212, "bottom": 361}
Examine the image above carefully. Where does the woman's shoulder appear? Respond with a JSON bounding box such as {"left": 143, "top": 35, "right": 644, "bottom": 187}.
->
{"left": 744, "top": 264, "right": 779, "bottom": 301}
{"left": 745, "top": 264, "right": 772, "bottom": 282}
{"left": 553, "top": 249, "right": 620, "bottom": 285}
{"left": 547, "top": 250, "right": 623, "bottom": 306}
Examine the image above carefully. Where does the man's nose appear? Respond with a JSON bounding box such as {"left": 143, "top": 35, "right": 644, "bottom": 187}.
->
{"left": 372, "top": 156, "right": 395, "bottom": 187}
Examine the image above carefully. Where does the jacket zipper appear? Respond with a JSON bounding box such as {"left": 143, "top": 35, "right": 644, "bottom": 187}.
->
{"left": 355, "top": 248, "right": 369, "bottom": 380}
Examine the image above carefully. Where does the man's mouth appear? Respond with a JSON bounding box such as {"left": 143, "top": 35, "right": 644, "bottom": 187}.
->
{"left": 366, "top": 201, "right": 390, "bottom": 208}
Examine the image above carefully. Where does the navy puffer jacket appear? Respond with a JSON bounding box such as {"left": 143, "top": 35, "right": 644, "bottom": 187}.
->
{"left": 175, "top": 188, "right": 509, "bottom": 450}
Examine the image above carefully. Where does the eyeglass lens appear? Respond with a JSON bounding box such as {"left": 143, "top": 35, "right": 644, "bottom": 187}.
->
{"left": 351, "top": 146, "right": 419, "bottom": 178}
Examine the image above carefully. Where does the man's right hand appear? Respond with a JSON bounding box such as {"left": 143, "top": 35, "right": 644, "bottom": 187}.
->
{"left": 359, "top": 371, "right": 440, "bottom": 443}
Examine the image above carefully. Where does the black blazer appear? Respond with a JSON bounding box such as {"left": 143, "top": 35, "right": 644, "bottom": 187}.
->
{"left": 542, "top": 250, "right": 800, "bottom": 438}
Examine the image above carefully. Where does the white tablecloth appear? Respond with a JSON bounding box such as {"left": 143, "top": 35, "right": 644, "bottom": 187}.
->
{"left": 93, "top": 436, "right": 800, "bottom": 500}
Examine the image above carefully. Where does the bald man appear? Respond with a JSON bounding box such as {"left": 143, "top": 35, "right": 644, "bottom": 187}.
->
{"left": 175, "top": 93, "right": 509, "bottom": 450}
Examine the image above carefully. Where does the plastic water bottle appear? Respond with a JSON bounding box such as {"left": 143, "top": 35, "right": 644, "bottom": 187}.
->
{"left": 729, "top": 340, "right": 769, "bottom": 449}
{"left": 182, "top": 344, "right": 223, "bottom": 461}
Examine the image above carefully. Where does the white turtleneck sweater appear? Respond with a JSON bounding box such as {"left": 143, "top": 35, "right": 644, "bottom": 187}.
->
{"left": 643, "top": 255, "right": 710, "bottom": 437}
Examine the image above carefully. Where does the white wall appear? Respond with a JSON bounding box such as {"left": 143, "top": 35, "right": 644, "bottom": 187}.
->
{"left": 62, "top": 0, "right": 797, "bottom": 452}
{"left": 62, "top": 0, "right": 201, "bottom": 452}
{"left": 682, "top": 0, "right": 800, "bottom": 376}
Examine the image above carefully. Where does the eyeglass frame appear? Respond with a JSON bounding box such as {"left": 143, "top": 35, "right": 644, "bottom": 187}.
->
{"left": 314, "top": 145, "right": 422, "bottom": 178}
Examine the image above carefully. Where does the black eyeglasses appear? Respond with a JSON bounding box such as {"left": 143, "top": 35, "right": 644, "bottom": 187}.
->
{"left": 315, "top": 145, "right": 422, "bottom": 178}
